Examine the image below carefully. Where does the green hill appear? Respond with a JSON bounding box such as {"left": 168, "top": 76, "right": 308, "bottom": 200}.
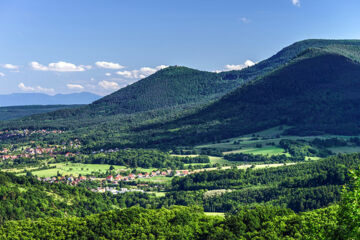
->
{"left": 0, "top": 105, "right": 83, "bottom": 121}
{"left": 91, "top": 66, "right": 239, "bottom": 114}
{"left": 219, "top": 39, "right": 360, "bottom": 81}
{"left": 149, "top": 48, "right": 360, "bottom": 146}
{"left": 8, "top": 40, "right": 360, "bottom": 126}
{"left": 4, "top": 39, "right": 360, "bottom": 149}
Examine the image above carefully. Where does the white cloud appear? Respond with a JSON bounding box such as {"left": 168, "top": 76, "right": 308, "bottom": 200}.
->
{"left": 3, "top": 64, "right": 19, "bottom": 70}
{"left": 30, "top": 61, "right": 48, "bottom": 71}
{"left": 0, "top": 72, "right": 5, "bottom": 77}
{"left": 116, "top": 70, "right": 133, "bottom": 78}
{"left": 30, "top": 61, "right": 88, "bottom": 72}
{"left": 155, "top": 65, "right": 168, "bottom": 70}
{"left": 18, "top": 82, "right": 55, "bottom": 94}
{"left": 224, "top": 60, "right": 256, "bottom": 71}
{"left": 66, "top": 84, "right": 84, "bottom": 90}
{"left": 116, "top": 65, "right": 168, "bottom": 79}
{"left": 244, "top": 60, "right": 255, "bottom": 67}
{"left": 95, "top": 61, "right": 124, "bottom": 69}
{"left": 105, "top": 73, "right": 112, "bottom": 76}
{"left": 241, "top": 17, "right": 251, "bottom": 23}
{"left": 292, "top": 0, "right": 300, "bottom": 6}
{"left": 98, "top": 80, "right": 120, "bottom": 90}
{"left": 213, "top": 60, "right": 256, "bottom": 72}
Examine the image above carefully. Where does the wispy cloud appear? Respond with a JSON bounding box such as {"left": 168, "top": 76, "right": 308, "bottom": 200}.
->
{"left": 30, "top": 61, "right": 90, "bottom": 72}
{"left": 2, "top": 64, "right": 19, "bottom": 70}
{"left": 95, "top": 61, "right": 124, "bottom": 69}
{"left": 116, "top": 65, "right": 168, "bottom": 79}
{"left": 18, "top": 82, "right": 55, "bottom": 94}
{"left": 105, "top": 73, "right": 112, "bottom": 76}
{"left": 98, "top": 80, "right": 120, "bottom": 90}
{"left": 0, "top": 72, "right": 5, "bottom": 77}
{"left": 291, "top": 0, "right": 300, "bottom": 7}
{"left": 66, "top": 84, "right": 84, "bottom": 90}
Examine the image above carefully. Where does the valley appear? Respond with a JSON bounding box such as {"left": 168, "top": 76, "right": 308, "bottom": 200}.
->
{"left": 1, "top": 39, "right": 360, "bottom": 239}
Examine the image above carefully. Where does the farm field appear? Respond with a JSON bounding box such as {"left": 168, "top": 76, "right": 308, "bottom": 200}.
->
{"left": 223, "top": 146, "right": 286, "bottom": 156}
{"left": 195, "top": 126, "right": 360, "bottom": 157}
{"left": 137, "top": 176, "right": 173, "bottom": 184}
{"left": 15, "top": 163, "right": 127, "bottom": 177}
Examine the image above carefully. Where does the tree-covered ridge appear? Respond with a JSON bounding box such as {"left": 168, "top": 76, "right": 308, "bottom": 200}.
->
{"left": 0, "top": 171, "right": 160, "bottom": 223}
{"left": 1, "top": 168, "right": 359, "bottom": 240}
{"left": 167, "top": 153, "right": 359, "bottom": 213}
{"left": 67, "top": 148, "right": 209, "bottom": 168}
{"left": 0, "top": 105, "right": 83, "bottom": 121}
{"left": 92, "top": 66, "right": 241, "bottom": 114}
{"left": 8, "top": 40, "right": 360, "bottom": 127}
{"left": 0, "top": 205, "right": 337, "bottom": 240}
{"left": 21, "top": 66, "right": 243, "bottom": 121}
{"left": 146, "top": 50, "right": 360, "bottom": 147}
{"left": 220, "top": 39, "right": 360, "bottom": 82}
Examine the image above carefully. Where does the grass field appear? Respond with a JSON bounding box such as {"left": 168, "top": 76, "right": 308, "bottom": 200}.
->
{"left": 204, "top": 212, "right": 225, "bottom": 217}
{"left": 137, "top": 176, "right": 173, "bottom": 184}
{"left": 223, "top": 146, "right": 286, "bottom": 156}
{"left": 147, "top": 192, "right": 166, "bottom": 197}
{"left": 16, "top": 163, "right": 127, "bottom": 177}
{"left": 195, "top": 125, "right": 360, "bottom": 157}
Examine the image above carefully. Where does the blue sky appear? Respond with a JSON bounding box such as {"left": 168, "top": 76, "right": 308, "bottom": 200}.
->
{"left": 0, "top": 0, "right": 360, "bottom": 96}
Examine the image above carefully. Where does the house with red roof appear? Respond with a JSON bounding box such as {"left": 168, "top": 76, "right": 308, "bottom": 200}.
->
{"left": 79, "top": 176, "right": 87, "bottom": 181}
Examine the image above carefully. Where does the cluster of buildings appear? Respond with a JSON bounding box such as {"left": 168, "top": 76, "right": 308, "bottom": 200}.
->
{"left": 1, "top": 146, "right": 58, "bottom": 161}
{"left": 0, "top": 142, "right": 81, "bottom": 162}
{"left": 91, "top": 187, "right": 144, "bottom": 194}
{"left": 24, "top": 147, "right": 56, "bottom": 155}
{"left": 105, "top": 169, "right": 190, "bottom": 183}
{"left": 37, "top": 175, "right": 91, "bottom": 185}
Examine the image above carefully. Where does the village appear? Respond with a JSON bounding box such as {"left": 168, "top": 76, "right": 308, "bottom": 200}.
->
{"left": 36, "top": 169, "right": 191, "bottom": 195}
{"left": 0, "top": 138, "right": 81, "bottom": 161}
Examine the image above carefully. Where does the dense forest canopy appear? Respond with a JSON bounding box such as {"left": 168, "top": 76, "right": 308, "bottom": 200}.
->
{"left": 1, "top": 169, "right": 359, "bottom": 239}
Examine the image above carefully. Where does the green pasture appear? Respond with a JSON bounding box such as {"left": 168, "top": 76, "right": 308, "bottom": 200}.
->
{"left": 223, "top": 146, "right": 286, "bottom": 156}
{"left": 16, "top": 163, "right": 127, "bottom": 177}
{"left": 137, "top": 176, "right": 173, "bottom": 184}
{"left": 204, "top": 212, "right": 225, "bottom": 218}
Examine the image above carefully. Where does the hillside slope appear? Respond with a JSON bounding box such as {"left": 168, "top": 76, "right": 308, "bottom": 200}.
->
{"left": 219, "top": 39, "right": 360, "bottom": 81}
{"left": 0, "top": 105, "right": 83, "bottom": 121}
{"left": 91, "top": 66, "right": 241, "bottom": 114}
{"left": 148, "top": 49, "right": 360, "bottom": 146}
{"left": 10, "top": 40, "right": 360, "bottom": 124}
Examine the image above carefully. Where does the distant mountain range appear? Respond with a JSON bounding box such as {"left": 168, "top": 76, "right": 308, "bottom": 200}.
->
{"left": 0, "top": 92, "right": 101, "bottom": 107}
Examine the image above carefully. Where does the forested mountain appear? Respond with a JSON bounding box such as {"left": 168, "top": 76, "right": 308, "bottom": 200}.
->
{"left": 0, "top": 105, "right": 83, "bottom": 121}
{"left": 0, "top": 92, "right": 100, "bottom": 106}
{"left": 219, "top": 39, "right": 360, "bottom": 81}
{"left": 91, "top": 66, "right": 240, "bottom": 114}
{"left": 4, "top": 40, "right": 360, "bottom": 149}
{"left": 5, "top": 40, "right": 360, "bottom": 127}
{"left": 146, "top": 47, "right": 360, "bottom": 147}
